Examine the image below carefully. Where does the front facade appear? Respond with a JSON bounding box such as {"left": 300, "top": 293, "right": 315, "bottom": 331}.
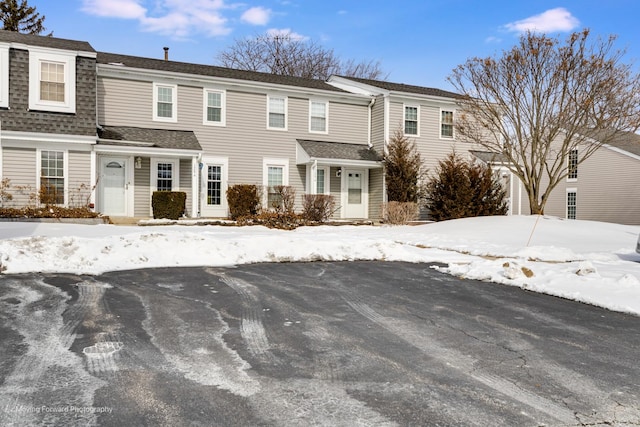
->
{"left": 3, "top": 30, "right": 637, "bottom": 224}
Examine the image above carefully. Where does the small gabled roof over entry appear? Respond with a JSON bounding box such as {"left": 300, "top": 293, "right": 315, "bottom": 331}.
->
{"left": 296, "top": 139, "right": 382, "bottom": 167}
{"left": 98, "top": 125, "right": 202, "bottom": 151}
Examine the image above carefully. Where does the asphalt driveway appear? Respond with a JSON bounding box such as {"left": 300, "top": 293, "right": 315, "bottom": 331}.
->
{"left": 1, "top": 261, "right": 639, "bottom": 426}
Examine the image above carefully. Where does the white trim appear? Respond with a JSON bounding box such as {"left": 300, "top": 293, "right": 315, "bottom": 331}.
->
{"left": 403, "top": 104, "right": 420, "bottom": 137}
{"left": 0, "top": 46, "right": 8, "bottom": 108}
{"left": 200, "top": 156, "right": 229, "bottom": 217}
{"left": 267, "top": 94, "right": 288, "bottom": 131}
{"left": 263, "top": 157, "right": 289, "bottom": 206}
{"left": 36, "top": 148, "right": 68, "bottom": 206}
{"left": 28, "top": 50, "right": 76, "bottom": 114}
{"left": 439, "top": 108, "right": 455, "bottom": 140}
{"left": 95, "top": 144, "right": 200, "bottom": 158}
{"left": 202, "top": 88, "right": 226, "bottom": 126}
{"left": 1, "top": 130, "right": 96, "bottom": 147}
{"left": 567, "top": 149, "right": 578, "bottom": 182}
{"left": 153, "top": 82, "right": 177, "bottom": 122}
{"left": 566, "top": 188, "right": 577, "bottom": 220}
{"left": 316, "top": 165, "right": 330, "bottom": 195}
{"left": 309, "top": 99, "right": 328, "bottom": 134}
{"left": 150, "top": 158, "right": 180, "bottom": 192}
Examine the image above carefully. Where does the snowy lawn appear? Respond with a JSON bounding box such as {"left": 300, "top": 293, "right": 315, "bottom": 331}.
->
{"left": 0, "top": 215, "right": 639, "bottom": 315}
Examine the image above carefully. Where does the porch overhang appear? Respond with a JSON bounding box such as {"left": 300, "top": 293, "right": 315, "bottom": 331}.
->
{"left": 296, "top": 139, "right": 383, "bottom": 168}
{"left": 96, "top": 125, "right": 203, "bottom": 158}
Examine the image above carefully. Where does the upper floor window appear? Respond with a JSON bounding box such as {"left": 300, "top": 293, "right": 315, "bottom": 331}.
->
{"left": 404, "top": 105, "right": 418, "bottom": 135}
{"left": 568, "top": 149, "right": 578, "bottom": 180}
{"left": 153, "top": 83, "right": 177, "bottom": 122}
{"left": 203, "top": 89, "right": 225, "bottom": 126}
{"left": 39, "top": 150, "right": 66, "bottom": 205}
{"left": 28, "top": 49, "right": 76, "bottom": 113}
{"left": 268, "top": 95, "right": 287, "bottom": 130}
{"left": 441, "top": 110, "right": 454, "bottom": 138}
{"left": 310, "top": 100, "right": 328, "bottom": 133}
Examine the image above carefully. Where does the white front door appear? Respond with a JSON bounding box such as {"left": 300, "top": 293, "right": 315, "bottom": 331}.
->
{"left": 99, "top": 157, "right": 128, "bottom": 216}
{"left": 344, "top": 169, "right": 367, "bottom": 218}
{"left": 200, "top": 157, "right": 228, "bottom": 217}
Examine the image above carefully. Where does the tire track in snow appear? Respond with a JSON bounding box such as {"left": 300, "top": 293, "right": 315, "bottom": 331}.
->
{"left": 0, "top": 277, "right": 105, "bottom": 426}
{"left": 207, "top": 268, "right": 276, "bottom": 363}
{"left": 342, "top": 296, "right": 577, "bottom": 424}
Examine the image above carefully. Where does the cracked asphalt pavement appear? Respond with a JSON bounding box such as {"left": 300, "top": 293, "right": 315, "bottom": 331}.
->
{"left": 1, "top": 261, "right": 639, "bottom": 426}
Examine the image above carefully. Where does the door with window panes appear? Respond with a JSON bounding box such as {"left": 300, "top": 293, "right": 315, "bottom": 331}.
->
{"left": 200, "top": 158, "right": 227, "bottom": 217}
{"left": 344, "top": 169, "right": 367, "bottom": 218}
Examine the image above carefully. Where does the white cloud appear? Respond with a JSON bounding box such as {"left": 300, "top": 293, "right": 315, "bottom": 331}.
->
{"left": 80, "top": 0, "right": 233, "bottom": 39}
{"left": 503, "top": 7, "right": 580, "bottom": 33}
{"left": 485, "top": 36, "right": 502, "bottom": 44}
{"left": 81, "top": 0, "right": 146, "bottom": 19}
{"left": 241, "top": 7, "right": 271, "bottom": 25}
{"left": 266, "top": 28, "right": 307, "bottom": 41}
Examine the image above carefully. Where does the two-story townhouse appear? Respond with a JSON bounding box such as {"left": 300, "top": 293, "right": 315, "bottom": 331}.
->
{"left": 95, "top": 52, "right": 383, "bottom": 220}
{"left": 534, "top": 131, "right": 640, "bottom": 225}
{"left": 0, "top": 30, "right": 97, "bottom": 208}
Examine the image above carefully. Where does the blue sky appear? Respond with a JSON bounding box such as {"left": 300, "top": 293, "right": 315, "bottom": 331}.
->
{"left": 33, "top": 0, "right": 640, "bottom": 90}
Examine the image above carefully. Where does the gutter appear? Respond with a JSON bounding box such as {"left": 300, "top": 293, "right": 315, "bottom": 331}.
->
{"left": 367, "top": 96, "right": 375, "bottom": 148}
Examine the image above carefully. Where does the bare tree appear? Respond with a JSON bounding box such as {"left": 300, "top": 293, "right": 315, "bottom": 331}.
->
{"left": 217, "top": 33, "right": 386, "bottom": 80}
{"left": 449, "top": 30, "right": 640, "bottom": 214}
{"left": 0, "top": 0, "right": 47, "bottom": 34}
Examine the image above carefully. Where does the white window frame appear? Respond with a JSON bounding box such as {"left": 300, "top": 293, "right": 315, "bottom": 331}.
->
{"left": 202, "top": 88, "right": 226, "bottom": 126}
{"left": 566, "top": 188, "right": 577, "bottom": 220}
{"left": 153, "top": 82, "right": 177, "bottom": 122}
{"left": 267, "top": 95, "right": 288, "bottom": 131}
{"left": 0, "top": 45, "right": 9, "bottom": 108}
{"left": 263, "top": 158, "right": 289, "bottom": 207}
{"left": 37, "top": 149, "right": 68, "bottom": 205}
{"left": 403, "top": 104, "right": 419, "bottom": 136}
{"left": 567, "top": 149, "right": 578, "bottom": 181}
{"left": 440, "top": 108, "right": 455, "bottom": 139}
{"left": 316, "top": 165, "right": 330, "bottom": 195}
{"left": 150, "top": 159, "right": 180, "bottom": 192}
{"left": 309, "top": 100, "right": 328, "bottom": 134}
{"left": 28, "top": 49, "right": 76, "bottom": 113}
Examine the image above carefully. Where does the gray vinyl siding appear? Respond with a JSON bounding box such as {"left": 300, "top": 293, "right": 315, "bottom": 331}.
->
{"left": 330, "top": 166, "right": 342, "bottom": 218}
{"left": 371, "top": 95, "right": 385, "bottom": 154}
{"left": 98, "top": 75, "right": 371, "bottom": 215}
{"left": 543, "top": 146, "right": 640, "bottom": 225}
{"left": 67, "top": 151, "right": 92, "bottom": 207}
{"left": 134, "top": 157, "right": 151, "bottom": 217}
{"left": 179, "top": 158, "right": 192, "bottom": 217}
{"left": 2, "top": 147, "right": 36, "bottom": 207}
{"left": 369, "top": 168, "right": 384, "bottom": 220}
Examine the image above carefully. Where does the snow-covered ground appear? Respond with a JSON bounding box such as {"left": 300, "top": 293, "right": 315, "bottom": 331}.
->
{"left": 1, "top": 215, "right": 639, "bottom": 316}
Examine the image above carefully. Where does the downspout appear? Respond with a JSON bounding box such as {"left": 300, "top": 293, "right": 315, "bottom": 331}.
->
{"left": 367, "top": 96, "right": 375, "bottom": 148}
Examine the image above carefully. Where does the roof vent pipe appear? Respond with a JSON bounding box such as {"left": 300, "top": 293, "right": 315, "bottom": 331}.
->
{"left": 163, "top": 47, "right": 169, "bottom": 61}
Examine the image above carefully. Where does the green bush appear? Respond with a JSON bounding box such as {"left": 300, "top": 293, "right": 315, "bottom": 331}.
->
{"left": 385, "top": 129, "right": 425, "bottom": 203}
{"left": 227, "top": 184, "right": 261, "bottom": 219}
{"left": 425, "top": 151, "right": 507, "bottom": 221}
{"left": 152, "top": 191, "right": 186, "bottom": 220}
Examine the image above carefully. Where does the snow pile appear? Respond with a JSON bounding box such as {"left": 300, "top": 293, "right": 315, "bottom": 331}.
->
{"left": 0, "top": 215, "right": 639, "bottom": 315}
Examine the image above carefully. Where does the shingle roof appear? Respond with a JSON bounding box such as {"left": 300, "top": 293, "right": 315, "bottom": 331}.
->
{"left": 336, "top": 76, "right": 462, "bottom": 99}
{"left": 0, "top": 29, "right": 94, "bottom": 53}
{"left": 470, "top": 150, "right": 510, "bottom": 164}
{"left": 297, "top": 139, "right": 382, "bottom": 162}
{"left": 98, "top": 125, "right": 202, "bottom": 151}
{"left": 595, "top": 130, "right": 640, "bottom": 157}
{"left": 97, "top": 52, "right": 349, "bottom": 93}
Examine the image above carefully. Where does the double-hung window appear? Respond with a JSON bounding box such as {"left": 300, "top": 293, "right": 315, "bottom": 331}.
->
{"left": 263, "top": 158, "right": 289, "bottom": 208}
{"left": 40, "top": 150, "right": 65, "bottom": 205}
{"left": 268, "top": 95, "right": 287, "bottom": 130}
{"left": 203, "top": 89, "right": 225, "bottom": 126}
{"left": 153, "top": 83, "right": 177, "bottom": 122}
{"left": 404, "top": 105, "right": 418, "bottom": 135}
{"left": 441, "top": 110, "right": 454, "bottom": 138}
{"left": 28, "top": 49, "right": 76, "bottom": 113}
{"left": 152, "top": 160, "right": 179, "bottom": 192}
{"left": 310, "top": 100, "right": 328, "bottom": 133}
{"left": 568, "top": 149, "right": 578, "bottom": 180}
{"left": 567, "top": 189, "right": 577, "bottom": 220}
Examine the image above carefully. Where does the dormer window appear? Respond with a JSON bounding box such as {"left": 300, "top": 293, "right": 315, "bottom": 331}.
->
{"left": 28, "top": 49, "right": 76, "bottom": 113}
